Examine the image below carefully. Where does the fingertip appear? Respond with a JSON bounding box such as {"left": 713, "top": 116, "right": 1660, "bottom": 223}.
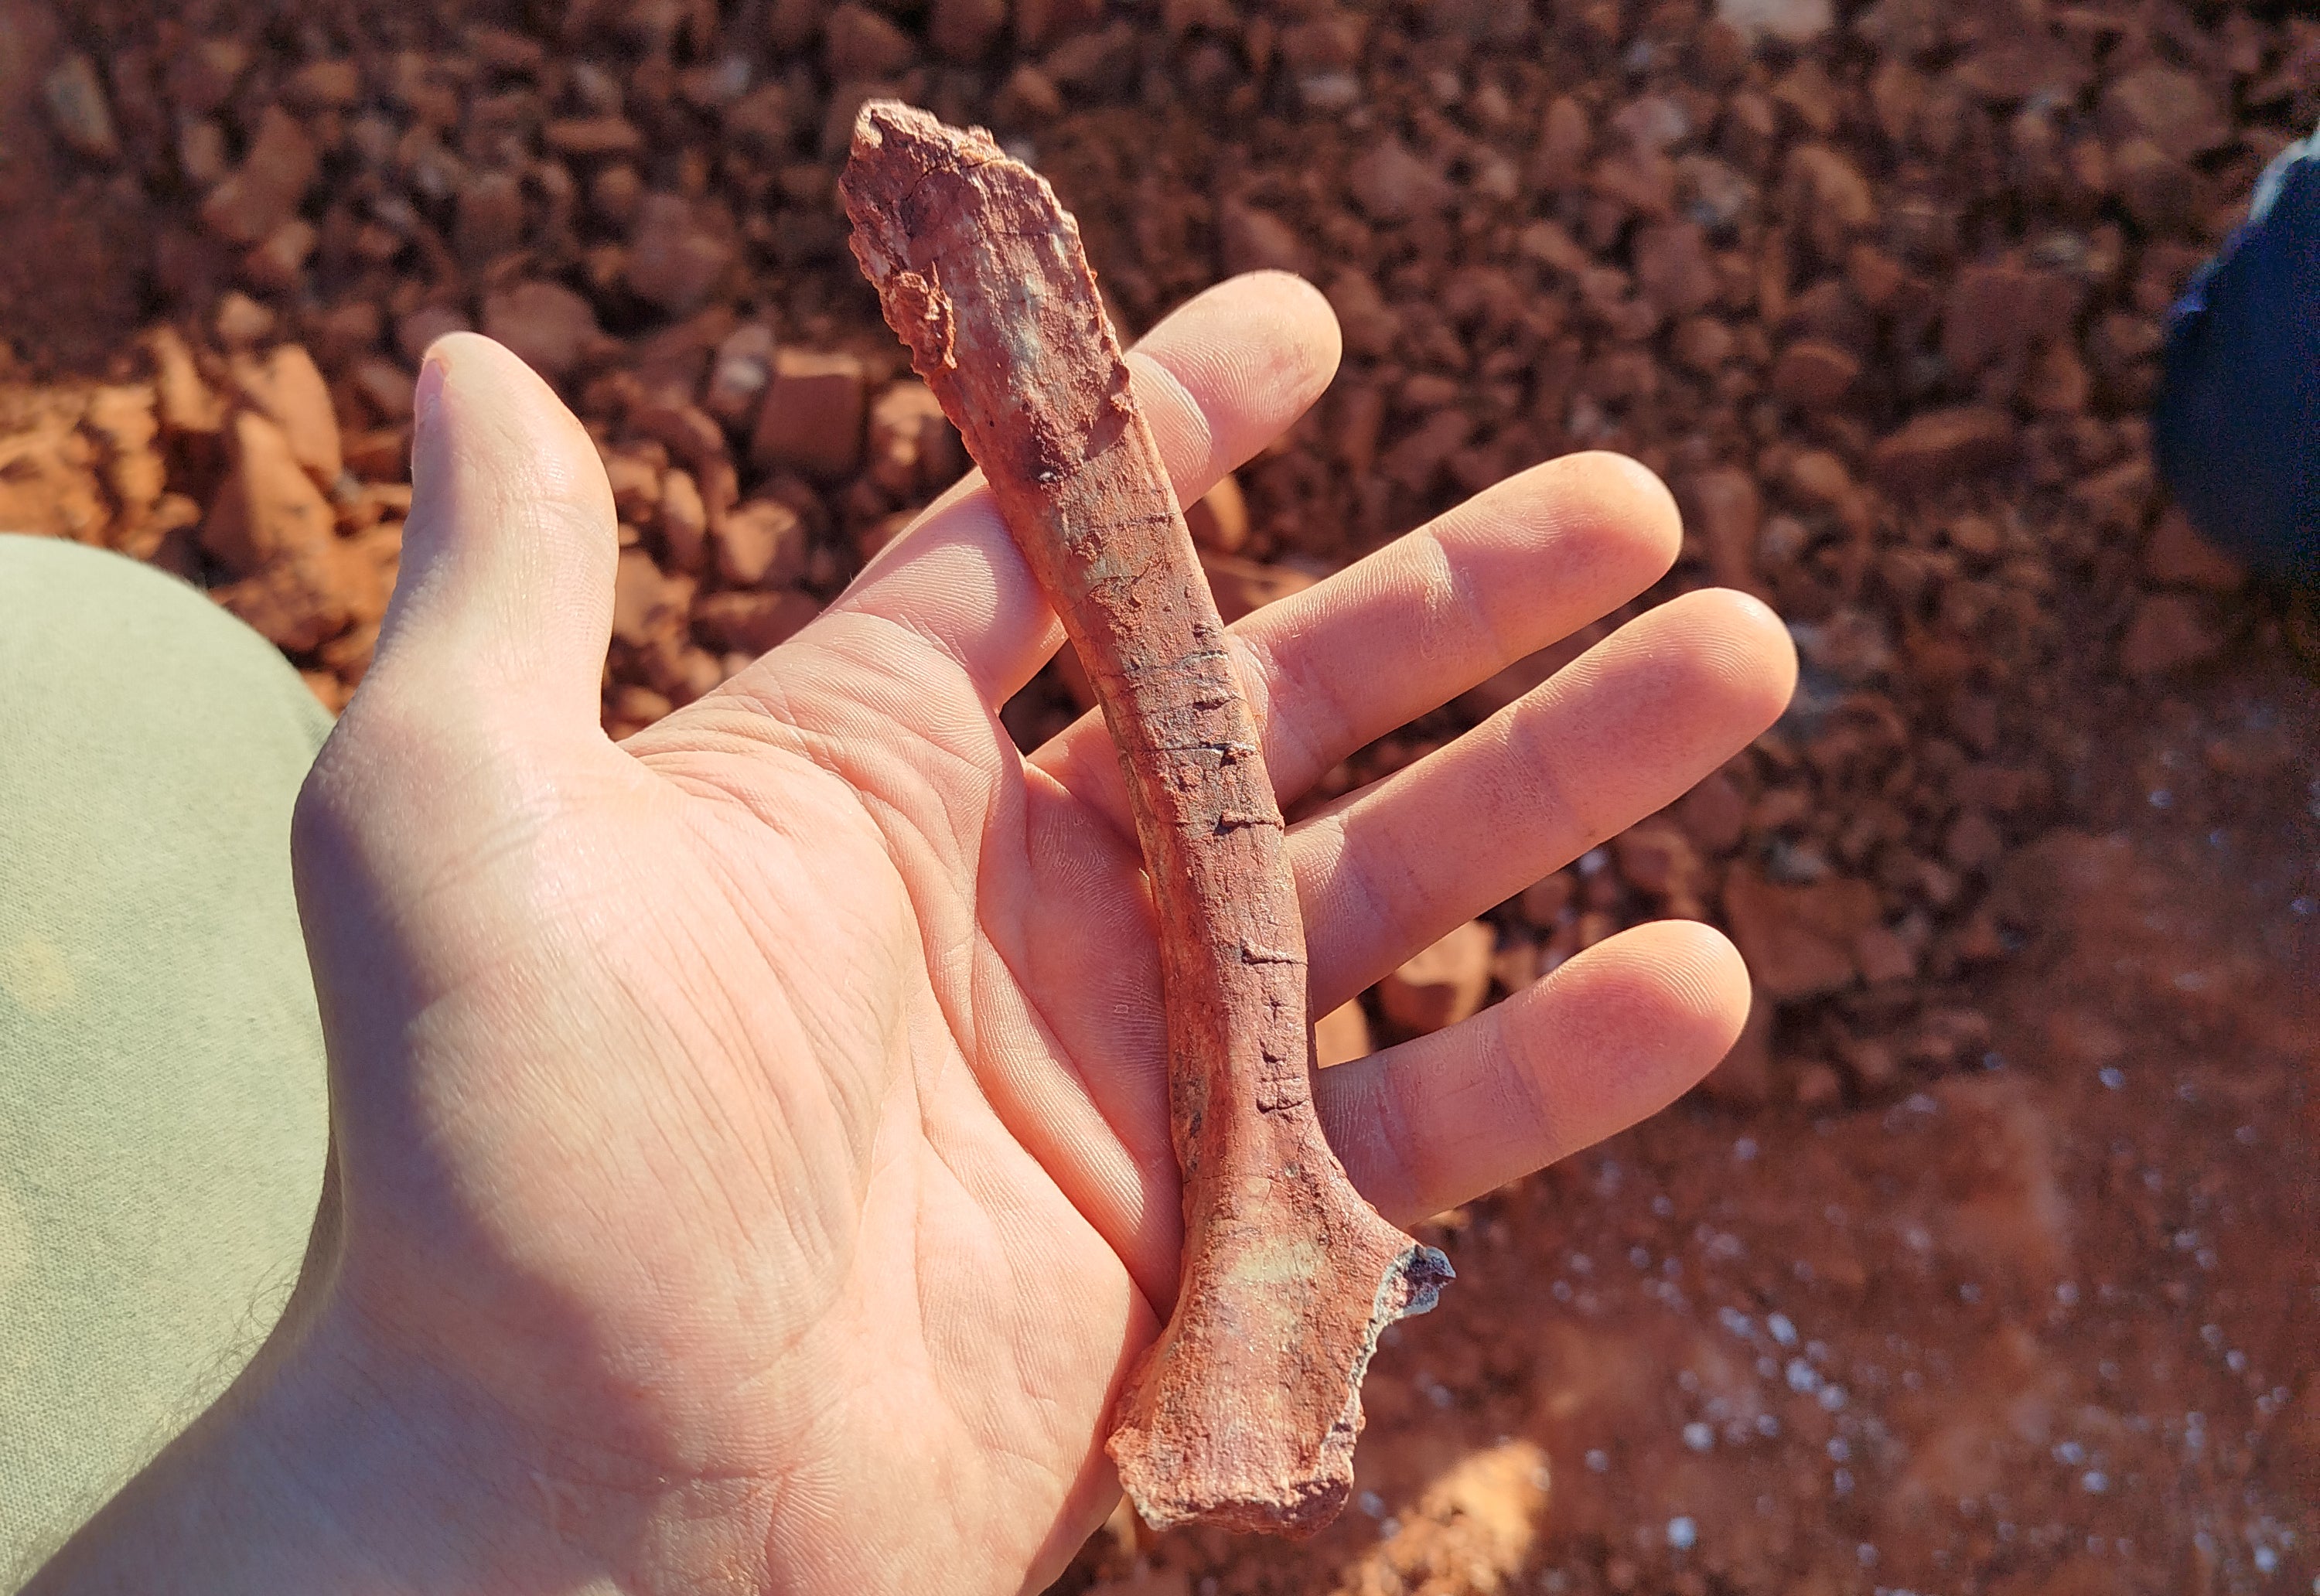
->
{"left": 1571, "top": 450, "right": 1683, "bottom": 575}
{"left": 1737, "top": 589, "right": 1801, "bottom": 720}
{"left": 421, "top": 329, "right": 541, "bottom": 406}
{"left": 1717, "top": 589, "right": 1800, "bottom": 728}
{"left": 1608, "top": 917, "right": 1753, "bottom": 1059}
{"left": 1228, "top": 268, "right": 1344, "bottom": 382}
{"left": 1477, "top": 452, "right": 1682, "bottom": 601}
{"left": 418, "top": 332, "right": 607, "bottom": 501}
{"left": 1617, "top": 587, "right": 1796, "bottom": 745}
{"left": 1547, "top": 916, "right": 1745, "bottom": 1032}
{"left": 1125, "top": 271, "right": 1343, "bottom": 493}
{"left": 1723, "top": 585, "right": 1800, "bottom": 670}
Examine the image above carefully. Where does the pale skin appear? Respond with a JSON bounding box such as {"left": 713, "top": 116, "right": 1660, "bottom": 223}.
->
{"left": 28, "top": 273, "right": 1795, "bottom": 1595}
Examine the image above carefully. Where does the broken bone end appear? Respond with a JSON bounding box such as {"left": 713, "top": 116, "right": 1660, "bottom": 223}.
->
{"left": 1107, "top": 1238, "right": 1455, "bottom": 1537}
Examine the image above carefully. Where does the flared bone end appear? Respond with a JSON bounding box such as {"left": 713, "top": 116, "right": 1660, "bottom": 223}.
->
{"left": 1107, "top": 1219, "right": 1456, "bottom": 1538}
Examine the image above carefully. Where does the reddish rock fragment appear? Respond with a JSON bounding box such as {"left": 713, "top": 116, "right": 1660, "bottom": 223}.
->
{"left": 1771, "top": 339, "right": 1858, "bottom": 408}
{"left": 713, "top": 499, "right": 808, "bottom": 588}
{"left": 1633, "top": 221, "right": 1718, "bottom": 319}
{"left": 146, "top": 328, "right": 225, "bottom": 436}
{"left": 203, "top": 411, "right": 363, "bottom": 649}
{"left": 1379, "top": 920, "right": 1496, "bottom": 1035}
{"left": 1323, "top": 268, "right": 1399, "bottom": 360}
{"left": 826, "top": 2, "right": 916, "bottom": 78}
{"left": 692, "top": 588, "right": 820, "bottom": 654}
{"left": 1613, "top": 823, "right": 1706, "bottom": 918}
{"left": 545, "top": 117, "right": 644, "bottom": 159}
{"left": 213, "top": 292, "right": 278, "bottom": 353}
{"left": 602, "top": 449, "right": 664, "bottom": 523}
{"left": 213, "top": 546, "right": 362, "bottom": 653}
{"left": 0, "top": 394, "right": 116, "bottom": 542}
{"left": 1217, "top": 199, "right": 1312, "bottom": 279}
{"left": 1185, "top": 472, "right": 1249, "bottom": 555}
{"left": 1723, "top": 865, "right": 1882, "bottom": 1001}
{"left": 2119, "top": 592, "right": 2225, "bottom": 677}
{"left": 658, "top": 469, "right": 708, "bottom": 571}
{"left": 627, "top": 397, "right": 728, "bottom": 476}
{"left": 203, "top": 411, "right": 336, "bottom": 573}
{"left": 1346, "top": 137, "right": 1452, "bottom": 223}
{"left": 993, "top": 63, "right": 1063, "bottom": 124}
{"left": 343, "top": 428, "right": 413, "bottom": 482}
{"left": 1677, "top": 769, "right": 1749, "bottom": 857}
{"left": 1687, "top": 466, "right": 1765, "bottom": 598}
{"left": 626, "top": 193, "right": 737, "bottom": 314}
{"left": 1312, "top": 1000, "right": 1372, "bottom": 1068}
{"left": 1783, "top": 145, "right": 1874, "bottom": 257}
{"left": 1871, "top": 407, "right": 2015, "bottom": 490}
{"left": 1943, "top": 258, "right": 2073, "bottom": 377}
{"left": 201, "top": 107, "right": 319, "bottom": 246}
{"left": 750, "top": 349, "right": 868, "bottom": 478}
{"left": 2099, "top": 66, "right": 2231, "bottom": 163}
{"left": 930, "top": 0, "right": 1009, "bottom": 60}
{"left": 231, "top": 345, "right": 342, "bottom": 483}
{"left": 1954, "top": 36, "right": 2089, "bottom": 104}
{"left": 866, "top": 379, "right": 957, "bottom": 497}
{"left": 2110, "top": 138, "right": 2199, "bottom": 234}
{"left": 2142, "top": 508, "right": 2245, "bottom": 593}
{"left": 483, "top": 282, "right": 609, "bottom": 380}
{"left": 240, "top": 218, "right": 318, "bottom": 292}
{"left": 43, "top": 53, "right": 121, "bottom": 164}
{"left": 612, "top": 549, "right": 692, "bottom": 648}
{"left": 455, "top": 169, "right": 527, "bottom": 263}
{"left": 1717, "top": 0, "right": 1832, "bottom": 46}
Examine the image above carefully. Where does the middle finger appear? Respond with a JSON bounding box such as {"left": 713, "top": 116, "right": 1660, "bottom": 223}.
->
{"left": 1029, "top": 450, "right": 1682, "bottom": 827}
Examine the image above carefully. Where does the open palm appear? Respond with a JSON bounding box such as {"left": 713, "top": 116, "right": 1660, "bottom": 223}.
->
{"left": 283, "top": 275, "right": 1794, "bottom": 1596}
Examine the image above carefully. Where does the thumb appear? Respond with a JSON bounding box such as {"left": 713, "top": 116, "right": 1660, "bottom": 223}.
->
{"left": 363, "top": 332, "right": 616, "bottom": 736}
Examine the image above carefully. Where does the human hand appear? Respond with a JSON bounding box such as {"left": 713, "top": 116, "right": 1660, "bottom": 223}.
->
{"left": 30, "top": 273, "right": 1793, "bottom": 1596}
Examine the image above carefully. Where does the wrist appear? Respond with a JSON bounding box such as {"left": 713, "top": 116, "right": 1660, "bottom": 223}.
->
{"left": 24, "top": 1284, "right": 624, "bottom": 1594}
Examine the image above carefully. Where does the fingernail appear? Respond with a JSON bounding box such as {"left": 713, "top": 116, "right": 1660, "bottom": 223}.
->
{"left": 415, "top": 350, "right": 449, "bottom": 432}
{"left": 409, "top": 349, "right": 454, "bottom": 493}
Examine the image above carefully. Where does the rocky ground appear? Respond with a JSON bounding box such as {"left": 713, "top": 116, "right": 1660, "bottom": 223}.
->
{"left": 1, "top": 0, "right": 2314, "bottom": 1590}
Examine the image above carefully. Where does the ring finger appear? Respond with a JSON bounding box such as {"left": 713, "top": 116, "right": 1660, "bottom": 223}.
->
{"left": 1289, "top": 587, "right": 1795, "bottom": 1015}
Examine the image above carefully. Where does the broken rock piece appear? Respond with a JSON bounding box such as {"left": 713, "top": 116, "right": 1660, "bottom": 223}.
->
{"left": 840, "top": 101, "right": 1449, "bottom": 1538}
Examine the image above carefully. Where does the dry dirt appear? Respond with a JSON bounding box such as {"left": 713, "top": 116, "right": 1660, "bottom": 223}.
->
{"left": 2, "top": 0, "right": 2314, "bottom": 1591}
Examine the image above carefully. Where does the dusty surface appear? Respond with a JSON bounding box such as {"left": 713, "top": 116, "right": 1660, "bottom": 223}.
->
{"left": 2, "top": 0, "right": 2313, "bottom": 1589}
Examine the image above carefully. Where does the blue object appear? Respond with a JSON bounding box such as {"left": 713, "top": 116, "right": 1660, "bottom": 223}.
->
{"left": 2151, "top": 126, "right": 2320, "bottom": 580}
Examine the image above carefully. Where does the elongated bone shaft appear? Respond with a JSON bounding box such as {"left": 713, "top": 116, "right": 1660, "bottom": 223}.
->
{"left": 840, "top": 102, "right": 1448, "bottom": 1537}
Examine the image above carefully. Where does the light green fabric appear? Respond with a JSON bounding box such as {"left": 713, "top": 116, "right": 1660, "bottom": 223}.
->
{"left": 0, "top": 535, "right": 331, "bottom": 1583}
